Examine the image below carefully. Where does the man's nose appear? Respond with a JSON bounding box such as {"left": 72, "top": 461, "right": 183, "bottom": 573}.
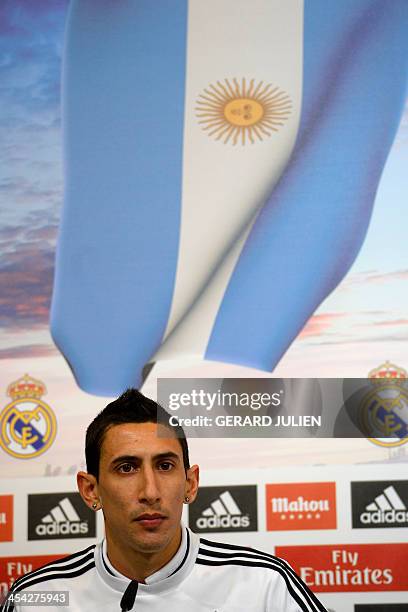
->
{"left": 138, "top": 465, "right": 161, "bottom": 504}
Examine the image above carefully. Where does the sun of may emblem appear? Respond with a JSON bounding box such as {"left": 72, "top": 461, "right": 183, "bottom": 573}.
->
{"left": 195, "top": 78, "right": 292, "bottom": 145}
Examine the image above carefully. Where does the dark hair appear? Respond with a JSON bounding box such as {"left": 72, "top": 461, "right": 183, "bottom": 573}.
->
{"left": 85, "top": 388, "right": 190, "bottom": 479}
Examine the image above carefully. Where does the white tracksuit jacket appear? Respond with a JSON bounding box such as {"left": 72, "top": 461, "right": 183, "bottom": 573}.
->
{"left": 1, "top": 527, "right": 327, "bottom": 612}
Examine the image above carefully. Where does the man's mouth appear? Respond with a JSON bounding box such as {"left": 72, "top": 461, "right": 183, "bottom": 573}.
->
{"left": 135, "top": 513, "right": 166, "bottom": 528}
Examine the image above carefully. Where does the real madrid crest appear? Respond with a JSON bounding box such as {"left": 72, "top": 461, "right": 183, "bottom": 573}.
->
{"left": 0, "top": 374, "right": 57, "bottom": 459}
{"left": 196, "top": 78, "right": 292, "bottom": 145}
{"left": 360, "top": 361, "right": 408, "bottom": 448}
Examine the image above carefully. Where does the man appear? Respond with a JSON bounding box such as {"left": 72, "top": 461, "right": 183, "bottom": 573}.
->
{"left": 2, "top": 390, "right": 327, "bottom": 611}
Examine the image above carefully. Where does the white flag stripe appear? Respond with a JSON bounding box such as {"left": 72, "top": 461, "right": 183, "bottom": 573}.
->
{"left": 158, "top": 0, "right": 303, "bottom": 362}
{"left": 60, "top": 497, "right": 81, "bottom": 521}
{"left": 384, "top": 486, "right": 406, "bottom": 511}
{"left": 220, "top": 491, "right": 242, "bottom": 515}
{"left": 212, "top": 499, "right": 228, "bottom": 516}
{"left": 153, "top": 225, "right": 251, "bottom": 361}
{"left": 50, "top": 506, "right": 67, "bottom": 523}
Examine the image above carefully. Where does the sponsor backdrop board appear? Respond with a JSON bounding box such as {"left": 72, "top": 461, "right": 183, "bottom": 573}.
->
{"left": 1, "top": 465, "right": 407, "bottom": 609}
{"left": 1, "top": 8, "right": 407, "bottom": 610}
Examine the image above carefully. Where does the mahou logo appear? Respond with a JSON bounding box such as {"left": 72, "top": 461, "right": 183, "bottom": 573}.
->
{"left": 266, "top": 482, "right": 336, "bottom": 530}
{"left": 275, "top": 543, "right": 408, "bottom": 592}
{"left": 28, "top": 493, "right": 96, "bottom": 540}
{"left": 188, "top": 485, "right": 257, "bottom": 533}
{"left": 351, "top": 480, "right": 408, "bottom": 529}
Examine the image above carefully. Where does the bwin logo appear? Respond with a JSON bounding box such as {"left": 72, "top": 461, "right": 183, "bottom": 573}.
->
{"left": 35, "top": 497, "right": 89, "bottom": 536}
{"left": 360, "top": 486, "right": 408, "bottom": 525}
{"left": 196, "top": 491, "right": 250, "bottom": 530}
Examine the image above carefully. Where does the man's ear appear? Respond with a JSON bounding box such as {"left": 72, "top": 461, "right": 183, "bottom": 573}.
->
{"left": 185, "top": 464, "right": 199, "bottom": 503}
{"left": 77, "top": 471, "right": 100, "bottom": 510}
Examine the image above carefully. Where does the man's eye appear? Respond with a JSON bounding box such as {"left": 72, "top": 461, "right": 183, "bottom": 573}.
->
{"left": 158, "top": 462, "right": 173, "bottom": 471}
{"left": 118, "top": 463, "right": 135, "bottom": 473}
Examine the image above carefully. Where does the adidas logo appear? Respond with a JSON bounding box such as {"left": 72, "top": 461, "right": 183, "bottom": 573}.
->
{"left": 360, "top": 486, "right": 408, "bottom": 525}
{"left": 196, "top": 491, "right": 250, "bottom": 529}
{"left": 35, "top": 497, "right": 89, "bottom": 536}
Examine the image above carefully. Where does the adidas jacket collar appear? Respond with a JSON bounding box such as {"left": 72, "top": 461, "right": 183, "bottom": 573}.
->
{"left": 96, "top": 525, "right": 200, "bottom": 596}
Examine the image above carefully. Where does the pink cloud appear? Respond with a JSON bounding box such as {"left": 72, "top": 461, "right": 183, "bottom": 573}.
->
{"left": 344, "top": 269, "right": 408, "bottom": 287}
{"left": 299, "top": 313, "right": 346, "bottom": 338}
{"left": 373, "top": 319, "right": 408, "bottom": 327}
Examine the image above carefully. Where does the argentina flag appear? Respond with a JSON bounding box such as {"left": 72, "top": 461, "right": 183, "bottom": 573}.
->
{"left": 51, "top": 0, "right": 408, "bottom": 395}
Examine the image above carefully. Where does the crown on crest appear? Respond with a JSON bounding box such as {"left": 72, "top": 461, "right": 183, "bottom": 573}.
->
{"left": 368, "top": 361, "right": 406, "bottom": 383}
{"left": 7, "top": 374, "right": 46, "bottom": 399}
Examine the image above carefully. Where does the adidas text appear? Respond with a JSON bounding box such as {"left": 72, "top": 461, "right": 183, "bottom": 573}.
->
{"left": 196, "top": 515, "right": 250, "bottom": 529}
{"left": 35, "top": 521, "right": 89, "bottom": 536}
{"left": 360, "top": 510, "right": 408, "bottom": 525}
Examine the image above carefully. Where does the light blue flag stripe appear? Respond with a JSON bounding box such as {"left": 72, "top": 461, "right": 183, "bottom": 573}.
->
{"left": 206, "top": 0, "right": 408, "bottom": 370}
{"left": 51, "top": 0, "right": 188, "bottom": 394}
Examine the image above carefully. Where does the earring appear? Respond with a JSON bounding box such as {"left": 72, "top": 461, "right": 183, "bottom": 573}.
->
{"left": 184, "top": 496, "right": 190, "bottom": 504}
{"left": 92, "top": 502, "right": 98, "bottom": 510}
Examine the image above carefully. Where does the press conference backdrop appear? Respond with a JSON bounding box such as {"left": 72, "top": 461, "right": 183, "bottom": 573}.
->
{"left": 0, "top": 1, "right": 408, "bottom": 606}
{"left": 1, "top": 465, "right": 408, "bottom": 611}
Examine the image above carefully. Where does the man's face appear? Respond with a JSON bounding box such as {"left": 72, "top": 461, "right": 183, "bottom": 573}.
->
{"left": 95, "top": 422, "right": 197, "bottom": 562}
